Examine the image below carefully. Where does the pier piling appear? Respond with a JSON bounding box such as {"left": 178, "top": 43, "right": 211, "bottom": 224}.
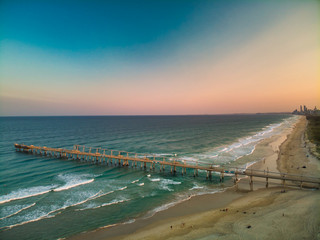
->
{"left": 13, "top": 143, "right": 320, "bottom": 189}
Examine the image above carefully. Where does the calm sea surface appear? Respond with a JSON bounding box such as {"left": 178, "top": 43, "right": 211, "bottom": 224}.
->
{"left": 0, "top": 115, "right": 296, "bottom": 239}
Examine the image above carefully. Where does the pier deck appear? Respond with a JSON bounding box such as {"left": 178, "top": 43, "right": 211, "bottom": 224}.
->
{"left": 14, "top": 143, "right": 320, "bottom": 190}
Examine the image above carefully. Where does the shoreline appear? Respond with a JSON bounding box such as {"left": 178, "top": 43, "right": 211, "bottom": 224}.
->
{"left": 69, "top": 116, "right": 320, "bottom": 240}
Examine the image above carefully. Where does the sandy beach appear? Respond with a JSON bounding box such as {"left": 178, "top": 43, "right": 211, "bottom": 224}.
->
{"left": 70, "top": 116, "right": 320, "bottom": 240}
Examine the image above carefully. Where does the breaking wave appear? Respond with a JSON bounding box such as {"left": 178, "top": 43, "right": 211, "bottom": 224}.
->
{"left": 0, "top": 185, "right": 57, "bottom": 204}
{"left": 54, "top": 174, "right": 95, "bottom": 192}
{"left": 0, "top": 203, "right": 36, "bottom": 220}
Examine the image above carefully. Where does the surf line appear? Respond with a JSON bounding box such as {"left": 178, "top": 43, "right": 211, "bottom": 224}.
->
{"left": 14, "top": 143, "right": 320, "bottom": 190}
{"left": 0, "top": 186, "right": 57, "bottom": 205}
{"left": 0, "top": 203, "right": 36, "bottom": 220}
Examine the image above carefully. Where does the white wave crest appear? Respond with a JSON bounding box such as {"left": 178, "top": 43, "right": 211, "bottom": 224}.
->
{"left": 189, "top": 117, "right": 295, "bottom": 166}
{"left": 3, "top": 211, "right": 56, "bottom": 229}
{"left": 118, "top": 186, "right": 127, "bottom": 191}
{"left": 4, "top": 190, "right": 103, "bottom": 229}
{"left": 78, "top": 198, "right": 131, "bottom": 211}
{"left": 159, "top": 179, "right": 181, "bottom": 191}
{"left": 149, "top": 178, "right": 161, "bottom": 182}
{"left": 54, "top": 179, "right": 94, "bottom": 192}
{"left": 67, "top": 189, "right": 117, "bottom": 212}
{"left": 102, "top": 199, "right": 129, "bottom": 207}
{"left": 64, "top": 190, "right": 102, "bottom": 208}
{"left": 219, "top": 148, "right": 228, "bottom": 153}
{"left": 162, "top": 179, "right": 181, "bottom": 185}
{"left": 0, "top": 185, "right": 57, "bottom": 204}
{"left": 0, "top": 203, "right": 36, "bottom": 220}
{"left": 91, "top": 190, "right": 115, "bottom": 200}
{"left": 53, "top": 174, "right": 95, "bottom": 192}
{"left": 145, "top": 189, "right": 222, "bottom": 219}
{"left": 34, "top": 190, "right": 103, "bottom": 218}
{"left": 189, "top": 184, "right": 204, "bottom": 190}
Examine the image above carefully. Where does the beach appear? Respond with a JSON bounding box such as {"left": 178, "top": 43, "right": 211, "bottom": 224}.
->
{"left": 2, "top": 1, "right": 319, "bottom": 239}
{"left": 70, "top": 116, "right": 320, "bottom": 240}
{"left": 2, "top": 115, "right": 299, "bottom": 240}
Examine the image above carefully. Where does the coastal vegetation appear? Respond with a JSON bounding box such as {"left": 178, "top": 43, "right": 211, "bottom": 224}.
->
{"left": 306, "top": 115, "right": 320, "bottom": 156}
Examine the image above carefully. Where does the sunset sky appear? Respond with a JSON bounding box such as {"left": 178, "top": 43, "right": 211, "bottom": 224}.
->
{"left": 0, "top": 0, "right": 319, "bottom": 116}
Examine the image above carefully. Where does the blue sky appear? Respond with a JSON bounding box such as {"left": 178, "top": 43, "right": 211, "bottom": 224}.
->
{"left": 0, "top": 0, "right": 319, "bottom": 115}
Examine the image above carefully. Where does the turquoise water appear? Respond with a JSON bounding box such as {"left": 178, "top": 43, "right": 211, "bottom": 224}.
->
{"left": 0, "top": 115, "right": 296, "bottom": 239}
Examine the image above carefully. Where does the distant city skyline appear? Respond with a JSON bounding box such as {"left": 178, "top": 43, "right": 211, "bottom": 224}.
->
{"left": 0, "top": 0, "right": 319, "bottom": 116}
{"left": 292, "top": 105, "right": 320, "bottom": 116}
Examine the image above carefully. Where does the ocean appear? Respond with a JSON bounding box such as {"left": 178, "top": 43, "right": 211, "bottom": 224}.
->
{"left": 0, "top": 114, "right": 297, "bottom": 239}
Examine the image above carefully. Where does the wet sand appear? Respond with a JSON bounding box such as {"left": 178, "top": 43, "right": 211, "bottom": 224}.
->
{"left": 70, "top": 116, "right": 320, "bottom": 240}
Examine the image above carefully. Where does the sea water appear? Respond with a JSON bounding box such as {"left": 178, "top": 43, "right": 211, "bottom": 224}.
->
{"left": 0, "top": 114, "right": 297, "bottom": 239}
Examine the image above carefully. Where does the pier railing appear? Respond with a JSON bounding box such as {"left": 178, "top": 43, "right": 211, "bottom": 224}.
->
{"left": 14, "top": 143, "right": 320, "bottom": 190}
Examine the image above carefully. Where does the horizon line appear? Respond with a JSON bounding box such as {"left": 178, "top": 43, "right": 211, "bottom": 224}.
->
{"left": 0, "top": 112, "right": 293, "bottom": 117}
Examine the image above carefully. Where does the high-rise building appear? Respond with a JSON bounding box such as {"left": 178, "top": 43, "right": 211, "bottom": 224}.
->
{"left": 304, "top": 105, "right": 307, "bottom": 112}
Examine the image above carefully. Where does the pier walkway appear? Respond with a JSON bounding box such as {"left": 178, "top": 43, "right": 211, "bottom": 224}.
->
{"left": 14, "top": 143, "right": 320, "bottom": 190}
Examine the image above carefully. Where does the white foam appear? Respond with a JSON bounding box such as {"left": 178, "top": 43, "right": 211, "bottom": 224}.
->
{"left": 144, "top": 195, "right": 194, "bottom": 219}
{"left": 188, "top": 117, "right": 296, "bottom": 166}
{"left": 79, "top": 198, "right": 131, "bottom": 211}
{"left": 138, "top": 183, "right": 144, "bottom": 186}
{"left": 4, "top": 193, "right": 127, "bottom": 229}
{"left": 151, "top": 201, "right": 183, "bottom": 214}
{"left": 123, "top": 219, "right": 136, "bottom": 224}
{"left": 69, "top": 191, "right": 102, "bottom": 207}
{"left": 145, "top": 189, "right": 222, "bottom": 219}
{"left": 2, "top": 203, "right": 68, "bottom": 230}
{"left": 162, "top": 179, "right": 181, "bottom": 185}
{"left": 159, "top": 185, "right": 173, "bottom": 191}
{"left": 244, "top": 161, "right": 257, "bottom": 169}
{"left": 72, "top": 190, "right": 116, "bottom": 210}
{"left": 4, "top": 212, "right": 56, "bottom": 229}
{"left": 118, "top": 186, "right": 127, "bottom": 191}
{"left": 131, "top": 179, "right": 139, "bottom": 184}
{"left": 41, "top": 191, "right": 103, "bottom": 219}
{"left": 149, "top": 178, "right": 161, "bottom": 182}
{"left": 1, "top": 190, "right": 106, "bottom": 229}
{"left": 0, "top": 203, "right": 36, "bottom": 220}
{"left": 54, "top": 179, "right": 94, "bottom": 192}
{"left": 44, "top": 190, "right": 103, "bottom": 217}
{"left": 92, "top": 190, "right": 115, "bottom": 200}
{"left": 219, "top": 148, "right": 228, "bottom": 153}
{"left": 98, "top": 218, "right": 135, "bottom": 230}
{"left": 147, "top": 174, "right": 151, "bottom": 177}
{"left": 189, "top": 184, "right": 204, "bottom": 190}
{"left": 0, "top": 185, "right": 57, "bottom": 204}
{"left": 159, "top": 179, "right": 181, "bottom": 191}
{"left": 102, "top": 199, "right": 129, "bottom": 207}
{"left": 76, "top": 202, "right": 98, "bottom": 211}
{"left": 179, "top": 156, "right": 197, "bottom": 161}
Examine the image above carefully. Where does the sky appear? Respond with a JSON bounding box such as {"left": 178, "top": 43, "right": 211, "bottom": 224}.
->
{"left": 0, "top": 0, "right": 319, "bottom": 116}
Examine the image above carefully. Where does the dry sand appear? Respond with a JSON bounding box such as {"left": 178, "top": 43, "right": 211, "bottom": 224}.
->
{"left": 278, "top": 116, "right": 320, "bottom": 176}
{"left": 70, "top": 116, "right": 320, "bottom": 240}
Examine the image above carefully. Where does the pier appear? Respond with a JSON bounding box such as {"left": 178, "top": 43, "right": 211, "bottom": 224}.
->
{"left": 14, "top": 143, "right": 320, "bottom": 190}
